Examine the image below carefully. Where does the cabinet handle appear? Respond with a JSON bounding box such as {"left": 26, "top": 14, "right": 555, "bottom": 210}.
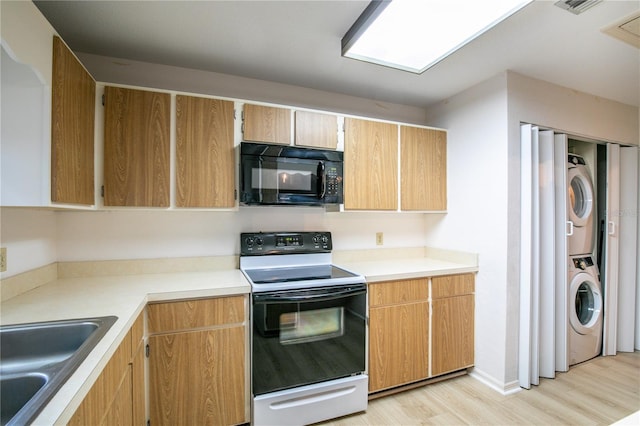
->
{"left": 608, "top": 221, "right": 616, "bottom": 236}
{"left": 566, "top": 221, "right": 574, "bottom": 236}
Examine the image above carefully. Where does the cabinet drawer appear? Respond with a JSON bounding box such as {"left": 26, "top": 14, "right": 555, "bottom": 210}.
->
{"left": 147, "top": 296, "right": 245, "bottom": 334}
{"left": 369, "top": 279, "right": 429, "bottom": 307}
{"left": 431, "top": 274, "right": 474, "bottom": 299}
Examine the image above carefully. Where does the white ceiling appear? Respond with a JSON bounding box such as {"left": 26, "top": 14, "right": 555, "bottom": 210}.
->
{"left": 33, "top": 0, "right": 640, "bottom": 109}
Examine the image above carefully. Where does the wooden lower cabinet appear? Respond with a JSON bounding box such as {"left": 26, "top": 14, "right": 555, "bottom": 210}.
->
{"left": 69, "top": 312, "right": 144, "bottom": 425}
{"left": 369, "top": 301, "right": 429, "bottom": 392}
{"left": 367, "top": 274, "right": 475, "bottom": 395}
{"left": 100, "top": 367, "right": 133, "bottom": 426}
{"left": 431, "top": 274, "right": 475, "bottom": 376}
{"left": 368, "top": 279, "right": 429, "bottom": 393}
{"left": 146, "top": 296, "right": 247, "bottom": 426}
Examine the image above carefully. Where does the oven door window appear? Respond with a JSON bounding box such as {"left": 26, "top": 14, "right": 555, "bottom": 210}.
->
{"left": 252, "top": 285, "right": 366, "bottom": 396}
{"left": 280, "top": 307, "right": 344, "bottom": 344}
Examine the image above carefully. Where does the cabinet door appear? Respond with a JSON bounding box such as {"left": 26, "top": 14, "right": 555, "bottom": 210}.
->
{"left": 175, "top": 95, "right": 235, "bottom": 207}
{"left": 101, "top": 366, "right": 133, "bottom": 426}
{"left": 130, "top": 313, "right": 145, "bottom": 425}
{"left": 103, "top": 86, "right": 170, "bottom": 207}
{"left": 243, "top": 103, "right": 291, "bottom": 145}
{"left": 294, "top": 110, "right": 337, "bottom": 149}
{"left": 51, "top": 36, "right": 95, "bottom": 205}
{"left": 344, "top": 118, "right": 398, "bottom": 210}
{"left": 148, "top": 326, "right": 246, "bottom": 426}
{"left": 68, "top": 329, "right": 132, "bottom": 425}
{"left": 400, "top": 126, "right": 447, "bottom": 211}
{"left": 369, "top": 302, "right": 429, "bottom": 392}
{"left": 431, "top": 294, "right": 474, "bottom": 376}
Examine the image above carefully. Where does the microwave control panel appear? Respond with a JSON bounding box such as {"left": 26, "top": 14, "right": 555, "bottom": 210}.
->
{"left": 325, "top": 166, "right": 341, "bottom": 196}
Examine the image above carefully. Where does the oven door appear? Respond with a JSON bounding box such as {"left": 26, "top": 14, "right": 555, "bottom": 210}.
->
{"left": 252, "top": 283, "right": 367, "bottom": 396}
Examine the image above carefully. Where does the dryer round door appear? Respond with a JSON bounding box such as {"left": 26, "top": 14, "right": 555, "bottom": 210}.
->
{"left": 567, "top": 167, "right": 593, "bottom": 227}
{"left": 569, "top": 272, "right": 602, "bottom": 335}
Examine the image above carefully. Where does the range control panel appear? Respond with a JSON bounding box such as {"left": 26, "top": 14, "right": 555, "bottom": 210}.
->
{"left": 240, "top": 232, "right": 332, "bottom": 255}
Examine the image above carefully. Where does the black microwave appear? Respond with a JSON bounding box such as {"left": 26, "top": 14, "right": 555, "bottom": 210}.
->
{"left": 240, "top": 142, "right": 343, "bottom": 206}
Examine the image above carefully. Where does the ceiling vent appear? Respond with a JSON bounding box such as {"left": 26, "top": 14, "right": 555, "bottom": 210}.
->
{"left": 554, "top": 0, "right": 602, "bottom": 15}
{"left": 602, "top": 11, "right": 640, "bottom": 49}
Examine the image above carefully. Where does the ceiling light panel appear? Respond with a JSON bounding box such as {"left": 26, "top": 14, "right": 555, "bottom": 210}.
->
{"left": 342, "top": 0, "right": 533, "bottom": 73}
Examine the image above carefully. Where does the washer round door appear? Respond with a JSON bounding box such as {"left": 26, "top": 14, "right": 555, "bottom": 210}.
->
{"left": 567, "top": 167, "right": 594, "bottom": 227}
{"left": 569, "top": 272, "right": 602, "bottom": 335}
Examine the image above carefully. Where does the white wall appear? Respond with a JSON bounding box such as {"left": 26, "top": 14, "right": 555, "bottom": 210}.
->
{"left": 0, "top": 36, "right": 432, "bottom": 277}
{"left": 425, "top": 73, "right": 511, "bottom": 390}
{"left": 505, "top": 71, "right": 639, "bottom": 383}
{"left": 78, "top": 52, "right": 428, "bottom": 126}
{"left": 425, "top": 70, "right": 640, "bottom": 392}
{"left": 0, "top": 208, "right": 57, "bottom": 278}
{"left": 54, "top": 209, "right": 427, "bottom": 261}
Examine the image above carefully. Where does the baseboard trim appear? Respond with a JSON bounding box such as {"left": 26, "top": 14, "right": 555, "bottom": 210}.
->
{"left": 468, "top": 368, "right": 523, "bottom": 395}
{"left": 368, "top": 369, "right": 468, "bottom": 400}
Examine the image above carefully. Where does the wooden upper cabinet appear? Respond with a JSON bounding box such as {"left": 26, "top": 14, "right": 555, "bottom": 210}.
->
{"left": 243, "top": 103, "right": 291, "bottom": 145}
{"left": 175, "top": 95, "right": 235, "bottom": 208}
{"left": 51, "top": 36, "right": 95, "bottom": 205}
{"left": 103, "top": 86, "right": 170, "bottom": 207}
{"left": 344, "top": 118, "right": 398, "bottom": 210}
{"left": 294, "top": 110, "right": 338, "bottom": 149}
{"left": 400, "top": 126, "right": 447, "bottom": 211}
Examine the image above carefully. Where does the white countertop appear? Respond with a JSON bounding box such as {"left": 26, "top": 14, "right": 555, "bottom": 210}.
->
{"left": 0, "top": 269, "right": 251, "bottom": 425}
{"left": 0, "top": 249, "right": 478, "bottom": 424}
{"left": 339, "top": 257, "right": 478, "bottom": 283}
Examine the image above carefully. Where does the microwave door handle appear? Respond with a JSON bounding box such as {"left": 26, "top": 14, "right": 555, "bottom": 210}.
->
{"left": 317, "top": 161, "right": 326, "bottom": 199}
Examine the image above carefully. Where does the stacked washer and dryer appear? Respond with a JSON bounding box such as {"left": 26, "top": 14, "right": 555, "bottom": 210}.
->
{"left": 566, "top": 153, "right": 603, "bottom": 365}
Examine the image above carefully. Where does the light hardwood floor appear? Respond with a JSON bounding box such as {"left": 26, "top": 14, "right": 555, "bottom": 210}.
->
{"left": 320, "top": 352, "right": 640, "bottom": 425}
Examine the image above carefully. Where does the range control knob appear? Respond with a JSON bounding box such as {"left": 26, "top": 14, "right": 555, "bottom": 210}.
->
{"left": 245, "top": 237, "right": 255, "bottom": 247}
{"left": 321, "top": 235, "right": 329, "bottom": 244}
{"left": 313, "top": 234, "right": 321, "bottom": 244}
{"left": 255, "top": 237, "right": 263, "bottom": 246}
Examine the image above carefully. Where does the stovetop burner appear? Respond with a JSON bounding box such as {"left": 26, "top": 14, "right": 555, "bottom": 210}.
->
{"left": 244, "top": 264, "right": 357, "bottom": 284}
{"left": 239, "top": 231, "right": 365, "bottom": 292}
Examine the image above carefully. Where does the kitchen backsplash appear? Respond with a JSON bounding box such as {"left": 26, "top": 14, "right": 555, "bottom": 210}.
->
{"left": 0, "top": 207, "right": 434, "bottom": 279}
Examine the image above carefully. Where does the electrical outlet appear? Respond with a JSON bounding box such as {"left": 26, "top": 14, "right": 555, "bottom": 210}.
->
{"left": 376, "top": 232, "right": 384, "bottom": 246}
{"left": 0, "top": 247, "right": 6, "bottom": 272}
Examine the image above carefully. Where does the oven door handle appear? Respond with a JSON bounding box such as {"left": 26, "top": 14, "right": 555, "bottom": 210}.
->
{"left": 254, "top": 285, "right": 366, "bottom": 303}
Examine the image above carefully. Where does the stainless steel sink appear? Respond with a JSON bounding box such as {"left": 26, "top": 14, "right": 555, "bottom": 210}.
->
{"left": 0, "top": 316, "right": 117, "bottom": 426}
